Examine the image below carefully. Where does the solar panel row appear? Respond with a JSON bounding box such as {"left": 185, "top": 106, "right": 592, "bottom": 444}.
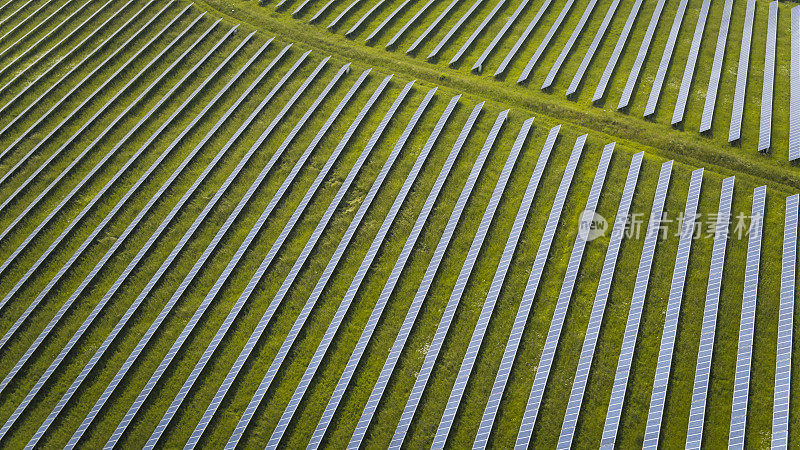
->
{"left": 449, "top": 0, "right": 505, "bottom": 66}
{"left": 26, "top": 35, "right": 262, "bottom": 448}
{"left": 142, "top": 60, "right": 356, "bottom": 449}
{"left": 64, "top": 41, "right": 293, "bottom": 448}
{"left": 409, "top": 0, "right": 464, "bottom": 55}
{"left": 390, "top": 111, "right": 510, "bottom": 448}
{"left": 617, "top": 0, "right": 666, "bottom": 109}
{"left": 365, "top": 0, "right": 411, "bottom": 42}
{"left": 0, "top": 0, "right": 143, "bottom": 116}
{"left": 386, "top": 0, "right": 436, "bottom": 48}
{"left": 685, "top": 176, "right": 735, "bottom": 449}
{"left": 328, "top": 0, "right": 364, "bottom": 29}
{"left": 567, "top": 0, "right": 620, "bottom": 97}
{"left": 601, "top": 160, "right": 673, "bottom": 447}
{"left": 349, "top": 105, "right": 494, "bottom": 449}
{"left": 268, "top": 94, "right": 460, "bottom": 449}
{"left": 346, "top": 0, "right": 384, "bottom": 36}
{"left": 428, "top": 0, "right": 486, "bottom": 60}
{"left": 0, "top": 16, "right": 220, "bottom": 293}
{"left": 642, "top": 167, "right": 704, "bottom": 449}
{"left": 759, "top": 2, "right": 777, "bottom": 152}
{"left": 435, "top": 118, "right": 541, "bottom": 448}
{"left": 0, "top": 1, "right": 179, "bottom": 180}
{"left": 311, "top": 101, "right": 484, "bottom": 449}
{"left": 592, "top": 0, "right": 642, "bottom": 102}
{"left": 671, "top": 0, "right": 711, "bottom": 125}
{"left": 515, "top": 136, "right": 605, "bottom": 449}
{"left": 223, "top": 83, "right": 430, "bottom": 450}
{"left": 644, "top": 0, "right": 688, "bottom": 117}
{"left": 0, "top": 0, "right": 39, "bottom": 29}
{"left": 309, "top": 0, "right": 338, "bottom": 23}
{"left": 728, "top": 185, "right": 765, "bottom": 449}
{"left": 729, "top": 0, "right": 756, "bottom": 142}
{"left": 0, "top": 0, "right": 59, "bottom": 49}
{"left": 772, "top": 194, "right": 797, "bottom": 448}
{"left": 559, "top": 152, "right": 644, "bottom": 449}
{"left": 699, "top": 0, "right": 734, "bottom": 133}
{"left": 790, "top": 6, "right": 800, "bottom": 160}
{"left": 471, "top": 0, "right": 528, "bottom": 72}
{"left": 542, "top": 0, "right": 600, "bottom": 90}
{"left": 494, "top": 0, "right": 554, "bottom": 77}
{"left": 518, "top": 0, "right": 576, "bottom": 83}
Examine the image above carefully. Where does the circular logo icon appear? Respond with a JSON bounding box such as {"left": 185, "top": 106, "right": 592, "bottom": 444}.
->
{"left": 578, "top": 210, "right": 608, "bottom": 242}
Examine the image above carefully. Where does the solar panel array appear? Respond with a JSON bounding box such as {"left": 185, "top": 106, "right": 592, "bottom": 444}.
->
{"left": 428, "top": 0, "right": 485, "bottom": 60}
{"left": 512, "top": 138, "right": 610, "bottom": 448}
{"left": 642, "top": 167, "right": 704, "bottom": 449}
{"left": 729, "top": 0, "right": 756, "bottom": 142}
{"left": 759, "top": 2, "right": 777, "bottom": 152}
{"left": 617, "top": 0, "right": 666, "bottom": 109}
{"left": 601, "top": 160, "right": 673, "bottom": 447}
{"left": 645, "top": 0, "right": 688, "bottom": 117}
{"left": 773, "top": 194, "right": 797, "bottom": 448}
{"left": 541, "top": 0, "right": 599, "bottom": 90}
{"left": 434, "top": 119, "right": 546, "bottom": 447}
{"left": 517, "top": 0, "right": 576, "bottom": 83}
{"left": 471, "top": 0, "right": 528, "bottom": 72}
{"left": 390, "top": 111, "right": 511, "bottom": 447}
{"left": 591, "top": 0, "right": 642, "bottom": 101}
{"left": 790, "top": 6, "right": 800, "bottom": 160}
{"left": 671, "top": 0, "right": 711, "bottom": 125}
{"left": 493, "top": 0, "right": 554, "bottom": 77}
{"left": 685, "top": 176, "right": 735, "bottom": 449}
{"left": 310, "top": 102, "right": 484, "bottom": 449}
{"left": 407, "top": 0, "right": 461, "bottom": 54}
{"left": 449, "top": 0, "right": 505, "bottom": 66}
{"left": 559, "top": 151, "right": 644, "bottom": 449}
{"left": 349, "top": 105, "right": 495, "bottom": 449}
{"left": 567, "top": 0, "right": 620, "bottom": 97}
{"left": 728, "top": 185, "right": 765, "bottom": 449}
{"left": 698, "top": 0, "right": 733, "bottom": 132}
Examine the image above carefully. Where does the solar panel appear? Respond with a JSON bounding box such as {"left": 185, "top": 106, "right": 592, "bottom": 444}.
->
{"left": 790, "top": 6, "right": 800, "bottom": 160}
{"left": 592, "top": 0, "right": 641, "bottom": 101}
{"left": 471, "top": 0, "right": 528, "bottom": 72}
{"left": 644, "top": 0, "right": 688, "bottom": 117}
{"left": 0, "top": 0, "right": 57, "bottom": 47}
{"left": 349, "top": 105, "right": 492, "bottom": 449}
{"left": 0, "top": 0, "right": 39, "bottom": 29}
{"left": 390, "top": 111, "right": 511, "bottom": 447}
{"left": 1, "top": 45, "right": 311, "bottom": 443}
{"left": 617, "top": 0, "right": 666, "bottom": 109}
{"left": 143, "top": 62, "right": 357, "bottom": 449}
{"left": 25, "top": 34, "right": 261, "bottom": 448}
{"left": 268, "top": 95, "right": 460, "bottom": 449}
{"left": 309, "top": 0, "right": 340, "bottom": 23}
{"left": 407, "top": 0, "right": 462, "bottom": 54}
{"left": 328, "top": 0, "right": 364, "bottom": 29}
{"left": 642, "top": 168, "right": 704, "bottom": 449}
{"left": 729, "top": 0, "right": 755, "bottom": 142}
{"left": 385, "top": 0, "right": 436, "bottom": 48}
{"left": 449, "top": 0, "right": 505, "bottom": 66}
{"left": 364, "top": 0, "right": 411, "bottom": 42}
{"left": 773, "top": 194, "right": 797, "bottom": 448}
{"left": 0, "top": 7, "right": 210, "bottom": 316}
{"left": 672, "top": 0, "right": 711, "bottom": 125}
{"left": 567, "top": 0, "right": 620, "bottom": 97}
{"left": 0, "top": 0, "right": 142, "bottom": 115}
{"left": 311, "top": 101, "right": 483, "bottom": 449}
{"left": 0, "top": 0, "right": 177, "bottom": 171}
{"left": 728, "top": 185, "right": 765, "bottom": 449}
{"left": 494, "top": 0, "right": 555, "bottom": 77}
{"left": 437, "top": 118, "right": 544, "bottom": 448}
{"left": 346, "top": 0, "right": 384, "bottom": 36}
{"left": 698, "top": 0, "right": 733, "bottom": 132}
{"left": 0, "top": 13, "right": 213, "bottom": 264}
{"left": 685, "top": 176, "right": 735, "bottom": 449}
{"left": 427, "top": 0, "right": 486, "bottom": 60}
{"left": 517, "top": 0, "right": 576, "bottom": 83}
{"left": 481, "top": 133, "right": 597, "bottom": 447}
{"left": 758, "top": 2, "right": 777, "bottom": 152}
{"left": 220, "top": 84, "right": 432, "bottom": 450}
{"left": 514, "top": 136, "right": 607, "bottom": 448}
{"left": 600, "top": 160, "right": 673, "bottom": 447}
{"left": 541, "top": 0, "right": 600, "bottom": 90}
{"left": 61, "top": 42, "right": 295, "bottom": 447}
{"left": 558, "top": 152, "right": 644, "bottom": 449}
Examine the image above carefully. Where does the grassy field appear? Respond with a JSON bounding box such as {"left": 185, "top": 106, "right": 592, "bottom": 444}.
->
{"left": 0, "top": 0, "right": 797, "bottom": 448}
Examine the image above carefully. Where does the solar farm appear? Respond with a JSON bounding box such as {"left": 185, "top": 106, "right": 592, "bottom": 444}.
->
{"left": 0, "top": 0, "right": 798, "bottom": 447}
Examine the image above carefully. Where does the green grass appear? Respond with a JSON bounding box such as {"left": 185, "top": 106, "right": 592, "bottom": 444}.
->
{"left": 0, "top": 0, "right": 797, "bottom": 448}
